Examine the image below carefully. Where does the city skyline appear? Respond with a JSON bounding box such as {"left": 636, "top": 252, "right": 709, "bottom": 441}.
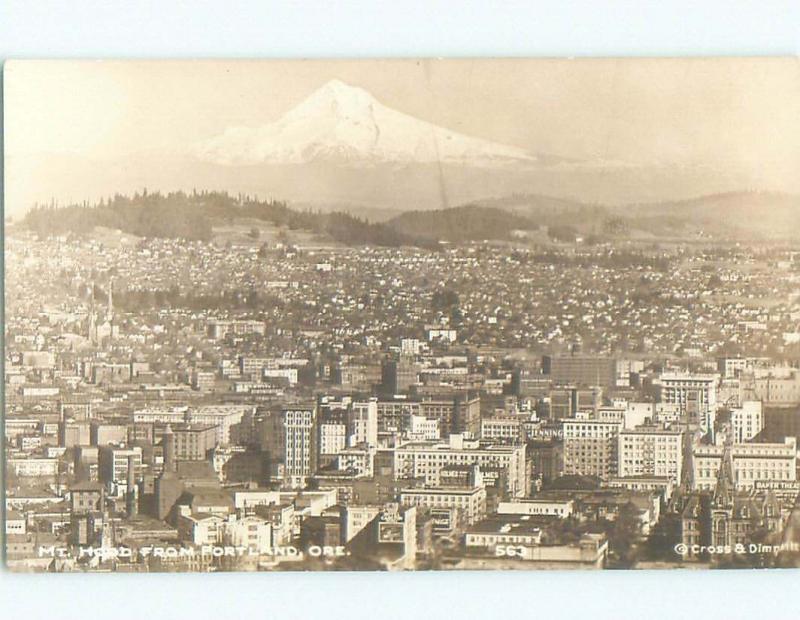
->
{"left": 4, "top": 58, "right": 800, "bottom": 574}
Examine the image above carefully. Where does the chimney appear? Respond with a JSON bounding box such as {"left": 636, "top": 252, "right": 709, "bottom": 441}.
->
{"left": 126, "top": 454, "right": 138, "bottom": 517}
{"left": 163, "top": 424, "right": 176, "bottom": 473}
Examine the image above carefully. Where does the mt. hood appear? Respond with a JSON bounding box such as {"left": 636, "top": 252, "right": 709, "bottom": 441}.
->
{"left": 194, "top": 79, "right": 540, "bottom": 167}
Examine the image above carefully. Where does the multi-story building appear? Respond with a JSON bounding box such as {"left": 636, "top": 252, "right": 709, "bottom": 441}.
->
{"left": 318, "top": 420, "right": 347, "bottom": 460}
{"left": 98, "top": 445, "right": 143, "bottom": 490}
{"left": 239, "top": 355, "right": 269, "bottom": 378}
{"left": 60, "top": 421, "right": 90, "bottom": 448}
{"left": 223, "top": 514, "right": 273, "bottom": 554}
{"left": 393, "top": 434, "right": 527, "bottom": 497}
{"left": 420, "top": 398, "right": 456, "bottom": 436}
{"left": 90, "top": 422, "right": 128, "bottom": 446}
{"left": 543, "top": 387, "right": 601, "bottom": 420}
{"left": 692, "top": 437, "right": 797, "bottom": 491}
{"left": 348, "top": 399, "right": 378, "bottom": 448}
{"left": 191, "top": 370, "right": 216, "bottom": 392}
{"left": 408, "top": 415, "right": 440, "bottom": 441}
{"left": 542, "top": 354, "right": 617, "bottom": 388}
{"left": 336, "top": 446, "right": 375, "bottom": 478}
{"left": 562, "top": 419, "right": 622, "bottom": 479}
{"left": 453, "top": 392, "right": 481, "bottom": 437}
{"left": 133, "top": 406, "right": 188, "bottom": 426}
{"left": 744, "top": 371, "right": 800, "bottom": 406}
{"left": 529, "top": 440, "right": 564, "bottom": 484}
{"left": 400, "top": 485, "right": 487, "bottom": 526}
{"left": 716, "top": 357, "right": 750, "bottom": 379}
{"left": 425, "top": 326, "right": 457, "bottom": 343}
{"left": 342, "top": 505, "right": 382, "bottom": 542}
{"left": 681, "top": 446, "right": 784, "bottom": 560}
{"left": 497, "top": 498, "right": 574, "bottom": 518}
{"left": 176, "top": 510, "right": 225, "bottom": 546}
{"left": 658, "top": 373, "right": 718, "bottom": 432}
{"left": 376, "top": 398, "right": 421, "bottom": 434}
{"left": 464, "top": 517, "right": 544, "bottom": 550}
{"left": 381, "top": 358, "right": 419, "bottom": 394}
{"left": 262, "top": 367, "right": 298, "bottom": 386}
{"left": 188, "top": 405, "right": 250, "bottom": 446}
{"left": 283, "top": 406, "right": 316, "bottom": 488}
{"left": 480, "top": 416, "right": 523, "bottom": 442}
{"left": 207, "top": 319, "right": 265, "bottom": 340}
{"left": 171, "top": 423, "right": 218, "bottom": 461}
{"left": 730, "top": 400, "right": 763, "bottom": 444}
{"left": 69, "top": 481, "right": 105, "bottom": 514}
{"left": 617, "top": 425, "right": 683, "bottom": 481}
{"left": 7, "top": 458, "right": 59, "bottom": 478}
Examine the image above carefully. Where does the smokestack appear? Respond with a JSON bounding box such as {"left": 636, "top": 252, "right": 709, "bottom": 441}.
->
{"left": 126, "top": 454, "right": 138, "bottom": 517}
{"left": 163, "top": 424, "right": 176, "bottom": 473}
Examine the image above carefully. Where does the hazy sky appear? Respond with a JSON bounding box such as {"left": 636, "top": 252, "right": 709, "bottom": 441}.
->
{"left": 5, "top": 58, "right": 800, "bottom": 215}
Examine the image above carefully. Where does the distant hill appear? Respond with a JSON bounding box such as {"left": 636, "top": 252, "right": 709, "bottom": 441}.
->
{"left": 625, "top": 191, "right": 800, "bottom": 238}
{"left": 22, "top": 189, "right": 799, "bottom": 248}
{"left": 455, "top": 190, "right": 800, "bottom": 240}
{"left": 388, "top": 205, "right": 538, "bottom": 242}
{"left": 469, "top": 193, "right": 599, "bottom": 215}
{"left": 21, "top": 191, "right": 439, "bottom": 249}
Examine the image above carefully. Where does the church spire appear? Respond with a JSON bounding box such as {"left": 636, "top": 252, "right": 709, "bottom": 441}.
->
{"left": 713, "top": 444, "right": 735, "bottom": 508}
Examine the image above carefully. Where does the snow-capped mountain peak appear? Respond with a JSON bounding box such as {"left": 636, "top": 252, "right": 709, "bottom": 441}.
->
{"left": 194, "top": 79, "right": 538, "bottom": 167}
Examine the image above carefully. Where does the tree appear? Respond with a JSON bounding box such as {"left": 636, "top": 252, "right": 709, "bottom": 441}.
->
{"left": 609, "top": 502, "right": 643, "bottom": 567}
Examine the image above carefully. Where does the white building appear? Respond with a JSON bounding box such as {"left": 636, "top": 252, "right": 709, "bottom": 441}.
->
{"left": 480, "top": 417, "right": 522, "bottom": 441}
{"left": 617, "top": 425, "right": 683, "bottom": 481}
{"left": 262, "top": 368, "right": 298, "bottom": 385}
{"left": 223, "top": 515, "right": 273, "bottom": 553}
{"left": 318, "top": 422, "right": 347, "bottom": 456}
{"left": 393, "top": 434, "right": 527, "bottom": 497}
{"left": 336, "top": 445, "right": 375, "bottom": 478}
{"left": 188, "top": 405, "right": 250, "bottom": 446}
{"left": 730, "top": 400, "right": 763, "bottom": 443}
{"left": 400, "top": 338, "right": 423, "bottom": 356}
{"left": 693, "top": 437, "right": 797, "bottom": 490}
{"left": 425, "top": 326, "right": 457, "bottom": 343}
{"left": 400, "top": 486, "right": 487, "bottom": 525}
{"left": 283, "top": 407, "right": 316, "bottom": 488}
{"left": 98, "top": 445, "right": 143, "bottom": 490}
{"left": 624, "top": 402, "right": 656, "bottom": 429}
{"left": 408, "top": 415, "right": 440, "bottom": 441}
{"left": 133, "top": 406, "right": 188, "bottom": 425}
{"left": 658, "top": 373, "right": 718, "bottom": 432}
{"left": 342, "top": 505, "right": 381, "bottom": 542}
{"left": 177, "top": 511, "right": 224, "bottom": 545}
{"left": 497, "top": 498, "right": 574, "bottom": 518}
{"left": 7, "top": 458, "right": 58, "bottom": 478}
{"left": 348, "top": 399, "right": 378, "bottom": 448}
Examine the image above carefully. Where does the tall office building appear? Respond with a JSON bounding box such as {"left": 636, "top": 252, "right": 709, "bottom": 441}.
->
{"left": 730, "top": 401, "right": 763, "bottom": 444}
{"left": 542, "top": 355, "right": 617, "bottom": 388}
{"left": 381, "top": 358, "right": 419, "bottom": 394}
{"left": 453, "top": 392, "right": 481, "bottom": 437}
{"left": 562, "top": 419, "right": 622, "bottom": 479}
{"left": 348, "top": 399, "right": 378, "bottom": 447}
{"left": 282, "top": 406, "right": 317, "bottom": 488}
{"left": 617, "top": 425, "right": 683, "bottom": 481}
{"left": 659, "top": 373, "right": 718, "bottom": 433}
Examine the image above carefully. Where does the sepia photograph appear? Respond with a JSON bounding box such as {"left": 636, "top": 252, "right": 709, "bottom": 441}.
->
{"left": 4, "top": 57, "right": 800, "bottom": 576}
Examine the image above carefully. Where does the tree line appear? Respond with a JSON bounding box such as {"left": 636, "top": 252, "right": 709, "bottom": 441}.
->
{"left": 23, "top": 189, "right": 441, "bottom": 249}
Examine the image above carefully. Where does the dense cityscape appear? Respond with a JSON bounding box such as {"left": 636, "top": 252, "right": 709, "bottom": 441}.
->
{"left": 5, "top": 215, "right": 800, "bottom": 572}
